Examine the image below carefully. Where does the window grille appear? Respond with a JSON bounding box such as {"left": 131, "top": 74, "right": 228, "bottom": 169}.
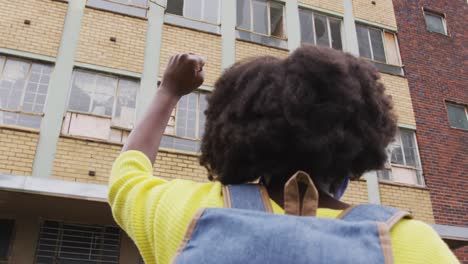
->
{"left": 35, "top": 220, "right": 121, "bottom": 264}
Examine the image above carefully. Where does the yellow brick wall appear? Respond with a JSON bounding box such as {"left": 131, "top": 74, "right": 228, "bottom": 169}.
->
{"left": 341, "top": 180, "right": 369, "bottom": 205}
{"left": 76, "top": 8, "right": 147, "bottom": 73}
{"left": 380, "top": 73, "right": 416, "bottom": 127}
{"left": 52, "top": 137, "right": 121, "bottom": 184}
{"left": 0, "top": 0, "right": 66, "bottom": 57}
{"left": 380, "top": 183, "right": 435, "bottom": 223}
{"left": 52, "top": 137, "right": 207, "bottom": 184}
{"left": 160, "top": 25, "right": 222, "bottom": 86}
{"left": 154, "top": 151, "right": 208, "bottom": 182}
{"left": 299, "top": 0, "right": 344, "bottom": 13}
{"left": 353, "top": 0, "right": 397, "bottom": 28}
{"left": 236, "top": 40, "right": 289, "bottom": 62}
{"left": 0, "top": 128, "right": 38, "bottom": 176}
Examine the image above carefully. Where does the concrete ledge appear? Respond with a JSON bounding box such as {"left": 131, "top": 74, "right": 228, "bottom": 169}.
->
{"left": 432, "top": 224, "right": 468, "bottom": 242}
{"left": 0, "top": 174, "right": 108, "bottom": 202}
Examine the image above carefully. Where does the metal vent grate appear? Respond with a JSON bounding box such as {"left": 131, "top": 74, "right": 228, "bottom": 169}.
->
{"left": 35, "top": 220, "right": 121, "bottom": 264}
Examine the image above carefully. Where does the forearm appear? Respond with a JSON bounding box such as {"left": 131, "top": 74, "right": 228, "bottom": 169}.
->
{"left": 122, "top": 87, "right": 180, "bottom": 163}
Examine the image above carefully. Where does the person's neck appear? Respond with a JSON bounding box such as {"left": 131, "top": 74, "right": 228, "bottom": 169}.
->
{"left": 267, "top": 186, "right": 350, "bottom": 211}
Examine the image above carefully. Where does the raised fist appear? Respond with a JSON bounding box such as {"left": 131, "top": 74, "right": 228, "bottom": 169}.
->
{"left": 160, "top": 53, "right": 205, "bottom": 97}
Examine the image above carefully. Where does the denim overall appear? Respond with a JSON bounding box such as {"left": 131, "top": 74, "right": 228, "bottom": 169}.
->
{"left": 173, "top": 171, "right": 411, "bottom": 264}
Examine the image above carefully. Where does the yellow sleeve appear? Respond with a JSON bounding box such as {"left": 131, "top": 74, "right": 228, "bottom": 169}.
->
{"left": 391, "top": 219, "right": 460, "bottom": 264}
{"left": 108, "top": 150, "right": 169, "bottom": 264}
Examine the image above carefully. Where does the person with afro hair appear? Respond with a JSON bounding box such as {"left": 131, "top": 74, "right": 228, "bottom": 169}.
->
{"left": 108, "top": 46, "right": 458, "bottom": 264}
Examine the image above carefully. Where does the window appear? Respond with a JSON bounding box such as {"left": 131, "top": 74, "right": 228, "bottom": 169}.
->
{"left": 0, "top": 219, "right": 15, "bottom": 262}
{"left": 167, "top": 0, "right": 221, "bottom": 24}
{"left": 378, "top": 129, "right": 423, "bottom": 185}
{"left": 64, "top": 69, "right": 138, "bottom": 143}
{"left": 160, "top": 92, "right": 208, "bottom": 152}
{"left": 87, "top": 0, "right": 148, "bottom": 17}
{"left": 446, "top": 102, "right": 468, "bottom": 130}
{"left": 424, "top": 10, "right": 447, "bottom": 35}
{"left": 299, "top": 9, "right": 342, "bottom": 49}
{"left": 237, "top": 0, "right": 286, "bottom": 39}
{"left": 0, "top": 56, "right": 52, "bottom": 129}
{"left": 356, "top": 25, "right": 401, "bottom": 66}
{"left": 35, "top": 220, "right": 121, "bottom": 264}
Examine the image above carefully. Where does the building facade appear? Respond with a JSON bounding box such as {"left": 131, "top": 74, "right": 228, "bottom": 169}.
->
{"left": 392, "top": 0, "right": 468, "bottom": 262}
{"left": 0, "top": 0, "right": 455, "bottom": 263}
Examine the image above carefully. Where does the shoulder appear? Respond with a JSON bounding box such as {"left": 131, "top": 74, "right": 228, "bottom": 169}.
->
{"left": 390, "top": 218, "right": 459, "bottom": 264}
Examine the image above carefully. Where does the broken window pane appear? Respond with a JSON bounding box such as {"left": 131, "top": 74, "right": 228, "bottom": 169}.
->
{"left": 0, "top": 57, "right": 52, "bottom": 129}
{"left": 69, "top": 71, "right": 95, "bottom": 113}
{"left": 369, "top": 28, "right": 386, "bottom": 63}
{"left": 300, "top": 9, "right": 342, "bottom": 49}
{"left": 329, "top": 18, "right": 342, "bottom": 50}
{"left": 314, "top": 14, "right": 329, "bottom": 47}
{"left": 390, "top": 144, "right": 404, "bottom": 165}
{"left": 401, "top": 129, "right": 417, "bottom": 167}
{"left": 270, "top": 2, "right": 284, "bottom": 38}
{"left": 299, "top": 10, "right": 314, "bottom": 44}
{"left": 92, "top": 75, "right": 116, "bottom": 116}
{"left": 113, "top": 79, "right": 138, "bottom": 128}
{"left": 237, "top": 0, "right": 251, "bottom": 30}
{"left": 68, "top": 68, "right": 138, "bottom": 133}
{"left": 356, "top": 25, "right": 372, "bottom": 59}
{"left": 1, "top": 59, "right": 29, "bottom": 110}
{"left": 252, "top": 0, "right": 268, "bottom": 35}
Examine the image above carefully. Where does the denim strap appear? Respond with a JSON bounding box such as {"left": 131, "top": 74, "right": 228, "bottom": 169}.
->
{"left": 339, "top": 204, "right": 411, "bottom": 229}
{"left": 223, "top": 184, "right": 269, "bottom": 212}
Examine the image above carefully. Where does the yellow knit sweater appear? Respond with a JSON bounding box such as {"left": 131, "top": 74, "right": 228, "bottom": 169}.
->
{"left": 108, "top": 151, "right": 459, "bottom": 264}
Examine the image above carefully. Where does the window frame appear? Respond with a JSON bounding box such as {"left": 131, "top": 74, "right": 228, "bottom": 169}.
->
{"left": 379, "top": 128, "right": 424, "bottom": 186}
{"left": 237, "top": 0, "right": 287, "bottom": 40}
{"left": 0, "top": 55, "right": 53, "bottom": 129}
{"left": 357, "top": 24, "right": 403, "bottom": 66}
{"left": 160, "top": 90, "right": 208, "bottom": 153}
{"left": 355, "top": 24, "right": 404, "bottom": 76}
{"left": 445, "top": 101, "right": 468, "bottom": 130}
{"left": 164, "top": 0, "right": 222, "bottom": 35}
{"left": 298, "top": 8, "right": 344, "bottom": 50}
{"left": 174, "top": 92, "right": 205, "bottom": 141}
{"left": 423, "top": 9, "right": 448, "bottom": 35}
{"left": 66, "top": 68, "right": 139, "bottom": 131}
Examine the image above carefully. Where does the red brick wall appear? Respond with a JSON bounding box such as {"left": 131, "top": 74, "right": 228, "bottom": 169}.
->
{"left": 455, "top": 246, "right": 468, "bottom": 264}
{"left": 392, "top": 0, "right": 468, "bottom": 261}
